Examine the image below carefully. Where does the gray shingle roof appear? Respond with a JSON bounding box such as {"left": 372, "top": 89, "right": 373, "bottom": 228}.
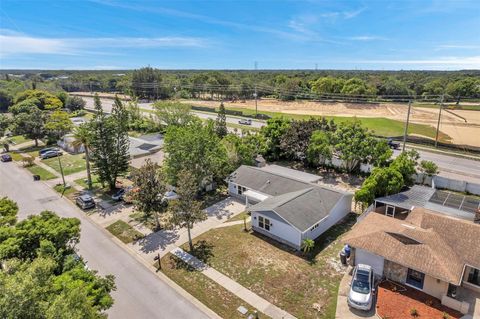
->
{"left": 230, "top": 165, "right": 350, "bottom": 232}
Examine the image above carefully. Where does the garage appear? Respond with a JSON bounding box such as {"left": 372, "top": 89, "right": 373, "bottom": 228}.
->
{"left": 355, "top": 248, "right": 384, "bottom": 276}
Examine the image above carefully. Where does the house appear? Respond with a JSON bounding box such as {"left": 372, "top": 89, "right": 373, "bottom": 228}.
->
{"left": 343, "top": 207, "right": 480, "bottom": 314}
{"left": 57, "top": 134, "right": 84, "bottom": 154}
{"left": 370, "top": 185, "right": 480, "bottom": 223}
{"left": 227, "top": 165, "right": 353, "bottom": 250}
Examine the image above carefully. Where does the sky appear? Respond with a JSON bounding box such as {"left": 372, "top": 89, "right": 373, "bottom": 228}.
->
{"left": 0, "top": 0, "right": 479, "bottom": 70}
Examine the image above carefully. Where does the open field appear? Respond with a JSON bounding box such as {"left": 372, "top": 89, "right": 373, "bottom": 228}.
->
{"left": 185, "top": 99, "right": 480, "bottom": 146}
{"left": 183, "top": 216, "right": 357, "bottom": 319}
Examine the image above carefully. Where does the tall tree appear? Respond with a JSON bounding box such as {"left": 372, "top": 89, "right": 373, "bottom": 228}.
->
{"left": 72, "top": 123, "right": 93, "bottom": 189}
{"left": 110, "top": 96, "right": 130, "bottom": 188}
{"left": 154, "top": 101, "right": 193, "bottom": 127}
{"left": 169, "top": 169, "right": 207, "bottom": 252}
{"left": 261, "top": 117, "right": 291, "bottom": 160}
{"left": 354, "top": 167, "right": 404, "bottom": 207}
{"left": 215, "top": 102, "right": 228, "bottom": 138}
{"left": 131, "top": 159, "right": 167, "bottom": 230}
{"left": 45, "top": 110, "right": 73, "bottom": 141}
{"left": 0, "top": 196, "right": 18, "bottom": 227}
{"left": 13, "top": 107, "right": 46, "bottom": 146}
{"left": 306, "top": 130, "right": 333, "bottom": 167}
{"left": 65, "top": 96, "right": 86, "bottom": 112}
{"left": 390, "top": 149, "right": 419, "bottom": 186}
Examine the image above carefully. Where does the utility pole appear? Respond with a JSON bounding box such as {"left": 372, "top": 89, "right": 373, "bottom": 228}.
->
{"left": 434, "top": 95, "right": 444, "bottom": 148}
{"left": 254, "top": 61, "right": 258, "bottom": 117}
{"left": 402, "top": 100, "right": 412, "bottom": 152}
{"left": 58, "top": 155, "right": 66, "bottom": 187}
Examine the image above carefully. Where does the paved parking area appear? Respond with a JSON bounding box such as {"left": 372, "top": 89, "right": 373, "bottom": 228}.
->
{"left": 336, "top": 267, "right": 377, "bottom": 319}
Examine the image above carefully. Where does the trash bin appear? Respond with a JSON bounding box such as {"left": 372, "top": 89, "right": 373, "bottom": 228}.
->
{"left": 344, "top": 244, "right": 351, "bottom": 258}
{"left": 33, "top": 175, "right": 41, "bottom": 181}
{"left": 340, "top": 251, "right": 347, "bottom": 265}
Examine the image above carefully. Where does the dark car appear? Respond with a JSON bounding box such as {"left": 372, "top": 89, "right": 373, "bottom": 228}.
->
{"left": 38, "top": 147, "right": 60, "bottom": 157}
{"left": 76, "top": 194, "right": 96, "bottom": 210}
{"left": 387, "top": 138, "right": 401, "bottom": 150}
{"left": 40, "top": 150, "right": 63, "bottom": 160}
{"left": 1, "top": 154, "right": 12, "bottom": 162}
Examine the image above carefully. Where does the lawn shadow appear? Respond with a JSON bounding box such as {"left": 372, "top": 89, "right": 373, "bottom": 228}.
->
{"left": 135, "top": 229, "right": 180, "bottom": 254}
{"left": 191, "top": 240, "right": 215, "bottom": 265}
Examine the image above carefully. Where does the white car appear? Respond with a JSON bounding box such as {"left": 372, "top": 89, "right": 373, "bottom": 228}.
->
{"left": 347, "top": 264, "right": 375, "bottom": 311}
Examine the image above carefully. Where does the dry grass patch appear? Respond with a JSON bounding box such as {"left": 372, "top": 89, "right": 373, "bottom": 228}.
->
{"left": 183, "top": 215, "right": 356, "bottom": 319}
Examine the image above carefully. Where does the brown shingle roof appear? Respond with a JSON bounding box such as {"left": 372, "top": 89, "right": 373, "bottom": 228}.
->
{"left": 343, "top": 208, "right": 480, "bottom": 284}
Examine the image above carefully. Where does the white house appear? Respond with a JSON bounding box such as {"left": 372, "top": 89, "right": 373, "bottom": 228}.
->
{"left": 227, "top": 165, "right": 353, "bottom": 249}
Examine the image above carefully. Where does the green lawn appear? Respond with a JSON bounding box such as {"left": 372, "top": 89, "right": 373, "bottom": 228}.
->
{"left": 74, "top": 174, "right": 103, "bottom": 190}
{"left": 223, "top": 106, "right": 451, "bottom": 142}
{"left": 42, "top": 153, "right": 86, "bottom": 176}
{"left": 182, "top": 215, "right": 357, "bottom": 319}
{"left": 160, "top": 254, "right": 269, "bottom": 319}
{"left": 7, "top": 152, "right": 24, "bottom": 161}
{"left": 8, "top": 135, "right": 30, "bottom": 145}
{"left": 25, "top": 164, "right": 57, "bottom": 180}
{"left": 106, "top": 220, "right": 144, "bottom": 244}
{"left": 53, "top": 184, "right": 77, "bottom": 198}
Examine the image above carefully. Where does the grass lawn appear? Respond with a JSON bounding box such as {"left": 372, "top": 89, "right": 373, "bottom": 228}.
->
{"left": 42, "top": 153, "right": 86, "bottom": 176}
{"left": 53, "top": 184, "right": 77, "bottom": 199}
{"left": 74, "top": 174, "right": 103, "bottom": 190}
{"left": 225, "top": 211, "right": 250, "bottom": 222}
{"left": 8, "top": 135, "right": 30, "bottom": 145}
{"left": 26, "top": 164, "right": 57, "bottom": 180}
{"left": 160, "top": 253, "right": 269, "bottom": 319}
{"left": 8, "top": 152, "right": 24, "bottom": 161}
{"left": 183, "top": 215, "right": 357, "bottom": 319}
{"left": 106, "top": 220, "right": 144, "bottom": 244}
{"left": 223, "top": 106, "right": 451, "bottom": 142}
{"left": 18, "top": 145, "right": 45, "bottom": 158}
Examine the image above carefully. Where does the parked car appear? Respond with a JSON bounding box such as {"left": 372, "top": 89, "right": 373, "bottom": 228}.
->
{"left": 38, "top": 147, "right": 60, "bottom": 157}
{"left": 76, "top": 194, "right": 96, "bottom": 210}
{"left": 40, "top": 150, "right": 63, "bottom": 159}
{"left": 238, "top": 118, "right": 252, "bottom": 125}
{"left": 347, "top": 264, "right": 375, "bottom": 311}
{"left": 1, "top": 154, "right": 12, "bottom": 162}
{"left": 387, "top": 138, "right": 400, "bottom": 150}
{"left": 112, "top": 186, "right": 133, "bottom": 201}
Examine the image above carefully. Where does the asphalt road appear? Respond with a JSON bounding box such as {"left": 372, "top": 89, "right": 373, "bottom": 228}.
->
{"left": 0, "top": 161, "right": 210, "bottom": 319}
{"left": 83, "top": 97, "right": 480, "bottom": 184}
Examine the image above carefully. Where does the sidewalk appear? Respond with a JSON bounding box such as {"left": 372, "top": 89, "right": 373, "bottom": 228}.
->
{"left": 171, "top": 247, "right": 296, "bottom": 319}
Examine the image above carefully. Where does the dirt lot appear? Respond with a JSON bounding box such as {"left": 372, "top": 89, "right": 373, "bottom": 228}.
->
{"left": 185, "top": 99, "right": 480, "bottom": 147}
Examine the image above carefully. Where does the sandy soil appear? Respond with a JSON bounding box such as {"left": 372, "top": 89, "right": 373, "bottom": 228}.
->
{"left": 185, "top": 99, "right": 480, "bottom": 147}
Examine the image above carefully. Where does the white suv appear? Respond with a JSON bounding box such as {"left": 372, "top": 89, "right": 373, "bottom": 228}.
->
{"left": 348, "top": 264, "right": 375, "bottom": 311}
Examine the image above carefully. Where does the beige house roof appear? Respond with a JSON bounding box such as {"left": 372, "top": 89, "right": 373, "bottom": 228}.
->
{"left": 343, "top": 208, "right": 480, "bottom": 285}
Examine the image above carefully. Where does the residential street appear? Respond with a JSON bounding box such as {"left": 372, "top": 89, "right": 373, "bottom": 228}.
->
{"left": 0, "top": 161, "right": 210, "bottom": 319}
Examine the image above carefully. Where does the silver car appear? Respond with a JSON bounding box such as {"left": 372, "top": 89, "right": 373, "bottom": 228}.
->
{"left": 348, "top": 264, "right": 375, "bottom": 311}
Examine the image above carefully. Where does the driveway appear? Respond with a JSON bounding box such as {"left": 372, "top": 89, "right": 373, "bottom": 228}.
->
{"left": 336, "top": 268, "right": 377, "bottom": 319}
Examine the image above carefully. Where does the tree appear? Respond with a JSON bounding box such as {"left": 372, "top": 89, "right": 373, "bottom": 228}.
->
{"left": 310, "top": 77, "right": 345, "bottom": 94}
{"left": 306, "top": 130, "right": 333, "bottom": 167}
{"left": 45, "top": 110, "right": 73, "bottom": 140}
{"left": 419, "top": 160, "right": 439, "bottom": 184}
{"left": 378, "top": 77, "right": 410, "bottom": 96}
{"left": 261, "top": 117, "right": 291, "bottom": 160}
{"left": 215, "top": 102, "right": 228, "bottom": 138}
{"left": 9, "top": 98, "right": 40, "bottom": 115}
{"left": 0, "top": 90, "right": 13, "bottom": 112}
{"left": 154, "top": 101, "right": 194, "bottom": 127}
{"left": 371, "top": 140, "right": 393, "bottom": 168}
{"left": 333, "top": 121, "right": 376, "bottom": 172}
{"left": 222, "top": 133, "right": 267, "bottom": 169}
{"left": 446, "top": 77, "right": 480, "bottom": 102}
{"left": 90, "top": 95, "right": 130, "bottom": 190}
{"left": 14, "top": 89, "right": 62, "bottom": 111}
{"left": 279, "top": 118, "right": 332, "bottom": 161}
{"left": 0, "top": 196, "right": 18, "bottom": 227}
{"left": 169, "top": 169, "right": 207, "bottom": 252}
{"left": 131, "top": 159, "right": 167, "bottom": 230}
{"left": 164, "top": 119, "right": 228, "bottom": 186}
{"left": 65, "top": 96, "right": 86, "bottom": 112}
{"left": 131, "top": 67, "right": 164, "bottom": 99}
{"left": 13, "top": 107, "right": 46, "bottom": 146}
{"left": 390, "top": 149, "right": 419, "bottom": 186}
{"left": 341, "top": 78, "right": 376, "bottom": 96}
{"left": 72, "top": 123, "right": 93, "bottom": 189}
{"left": 0, "top": 114, "right": 11, "bottom": 137}
{"left": 354, "top": 167, "right": 404, "bottom": 206}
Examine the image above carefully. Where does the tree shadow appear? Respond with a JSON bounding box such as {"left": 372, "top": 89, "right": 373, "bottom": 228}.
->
{"left": 135, "top": 229, "right": 180, "bottom": 253}
{"left": 190, "top": 240, "right": 215, "bottom": 265}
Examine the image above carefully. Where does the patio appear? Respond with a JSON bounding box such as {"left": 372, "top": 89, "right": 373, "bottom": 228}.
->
{"left": 376, "top": 281, "right": 463, "bottom": 319}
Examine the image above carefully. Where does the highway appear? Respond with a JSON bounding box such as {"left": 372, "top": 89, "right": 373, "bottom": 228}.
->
{"left": 83, "top": 97, "right": 480, "bottom": 184}
{"left": 0, "top": 161, "right": 210, "bottom": 319}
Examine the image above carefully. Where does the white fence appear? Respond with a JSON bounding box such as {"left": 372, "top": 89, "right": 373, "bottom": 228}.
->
{"left": 415, "top": 173, "right": 480, "bottom": 196}
{"left": 327, "top": 156, "right": 373, "bottom": 173}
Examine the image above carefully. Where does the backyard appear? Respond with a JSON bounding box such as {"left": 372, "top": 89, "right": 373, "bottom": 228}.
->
{"left": 177, "top": 215, "right": 357, "bottom": 319}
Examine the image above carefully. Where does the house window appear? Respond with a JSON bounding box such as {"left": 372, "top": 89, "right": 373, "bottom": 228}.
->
{"left": 467, "top": 268, "right": 480, "bottom": 286}
{"left": 406, "top": 268, "right": 425, "bottom": 289}
{"left": 238, "top": 186, "right": 246, "bottom": 195}
{"left": 258, "top": 216, "right": 270, "bottom": 231}
{"left": 311, "top": 223, "right": 319, "bottom": 231}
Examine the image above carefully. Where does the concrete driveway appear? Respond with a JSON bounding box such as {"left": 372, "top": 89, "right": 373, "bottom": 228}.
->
{"left": 336, "top": 268, "right": 377, "bottom": 319}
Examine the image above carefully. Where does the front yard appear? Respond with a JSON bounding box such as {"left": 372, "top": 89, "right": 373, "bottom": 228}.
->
{"left": 26, "top": 164, "right": 57, "bottom": 180}
{"left": 179, "top": 215, "right": 356, "bottom": 319}
{"left": 106, "top": 220, "right": 144, "bottom": 244}
{"left": 42, "top": 153, "right": 86, "bottom": 175}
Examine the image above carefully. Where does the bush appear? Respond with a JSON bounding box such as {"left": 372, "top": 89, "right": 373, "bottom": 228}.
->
{"left": 22, "top": 156, "right": 34, "bottom": 167}
{"left": 410, "top": 308, "right": 419, "bottom": 317}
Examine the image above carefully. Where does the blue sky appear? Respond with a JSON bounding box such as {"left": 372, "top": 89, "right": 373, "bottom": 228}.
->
{"left": 1, "top": 0, "right": 479, "bottom": 70}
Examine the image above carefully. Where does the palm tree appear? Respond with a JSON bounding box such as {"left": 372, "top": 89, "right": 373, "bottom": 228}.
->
{"left": 301, "top": 238, "right": 315, "bottom": 256}
{"left": 72, "top": 123, "right": 93, "bottom": 189}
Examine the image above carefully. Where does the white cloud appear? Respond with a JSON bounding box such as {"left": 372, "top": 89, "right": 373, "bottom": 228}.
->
{"left": 0, "top": 31, "right": 208, "bottom": 57}
{"left": 435, "top": 44, "right": 480, "bottom": 50}
{"left": 348, "top": 36, "right": 388, "bottom": 41}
